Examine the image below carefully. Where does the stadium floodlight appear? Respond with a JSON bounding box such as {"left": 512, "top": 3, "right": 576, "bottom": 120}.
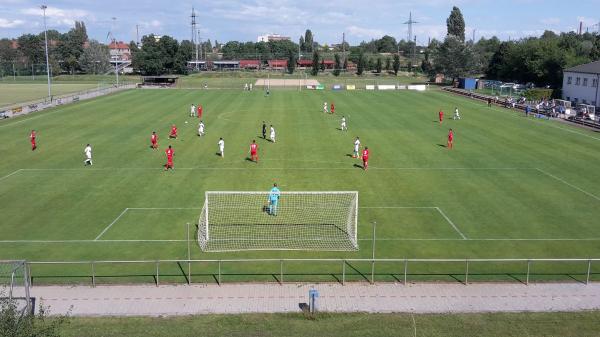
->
{"left": 198, "top": 191, "right": 359, "bottom": 252}
{"left": 41, "top": 5, "right": 51, "bottom": 101}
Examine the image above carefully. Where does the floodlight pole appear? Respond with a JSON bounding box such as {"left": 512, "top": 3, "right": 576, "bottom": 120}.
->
{"left": 111, "top": 17, "right": 119, "bottom": 87}
{"left": 41, "top": 5, "right": 52, "bottom": 101}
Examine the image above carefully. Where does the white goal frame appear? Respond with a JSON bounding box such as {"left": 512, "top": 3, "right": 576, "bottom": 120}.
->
{"left": 198, "top": 191, "right": 358, "bottom": 252}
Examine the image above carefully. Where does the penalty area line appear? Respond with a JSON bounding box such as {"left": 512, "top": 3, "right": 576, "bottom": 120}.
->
{"left": 94, "top": 208, "right": 129, "bottom": 240}
{"left": 536, "top": 168, "right": 600, "bottom": 202}
{"left": 0, "top": 169, "right": 22, "bottom": 182}
{"left": 435, "top": 207, "right": 467, "bottom": 240}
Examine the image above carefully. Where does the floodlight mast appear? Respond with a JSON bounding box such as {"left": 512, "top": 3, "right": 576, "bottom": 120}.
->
{"left": 41, "top": 5, "right": 52, "bottom": 101}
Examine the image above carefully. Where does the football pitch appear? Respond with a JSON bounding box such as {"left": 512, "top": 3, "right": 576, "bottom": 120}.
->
{"left": 1, "top": 87, "right": 600, "bottom": 284}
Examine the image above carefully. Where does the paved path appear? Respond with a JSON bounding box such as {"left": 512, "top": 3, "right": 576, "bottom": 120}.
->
{"left": 31, "top": 282, "right": 600, "bottom": 316}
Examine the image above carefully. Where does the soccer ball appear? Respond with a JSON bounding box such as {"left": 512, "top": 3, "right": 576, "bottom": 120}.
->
{"left": 185, "top": 121, "right": 188, "bottom": 124}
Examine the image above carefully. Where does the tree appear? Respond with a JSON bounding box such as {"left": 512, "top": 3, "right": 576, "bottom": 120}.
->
{"left": 311, "top": 50, "right": 319, "bottom": 75}
{"left": 17, "top": 34, "right": 45, "bottom": 65}
{"left": 132, "top": 34, "right": 164, "bottom": 75}
{"left": 446, "top": 6, "right": 465, "bottom": 42}
{"left": 175, "top": 40, "right": 194, "bottom": 74}
{"left": 304, "top": 29, "right": 313, "bottom": 52}
{"left": 333, "top": 53, "right": 341, "bottom": 76}
{"left": 377, "top": 35, "right": 398, "bottom": 53}
{"left": 385, "top": 57, "right": 391, "bottom": 71}
{"left": 57, "top": 21, "right": 88, "bottom": 74}
{"left": 343, "top": 57, "right": 348, "bottom": 70}
{"left": 375, "top": 57, "right": 382, "bottom": 73}
{"left": 357, "top": 53, "right": 365, "bottom": 75}
{"left": 1, "top": 296, "right": 70, "bottom": 337}
{"left": 434, "top": 35, "right": 475, "bottom": 81}
{"left": 79, "top": 40, "right": 111, "bottom": 74}
{"left": 393, "top": 54, "right": 400, "bottom": 75}
{"left": 299, "top": 36, "right": 305, "bottom": 52}
{"left": 320, "top": 58, "right": 325, "bottom": 71}
{"left": 287, "top": 50, "right": 296, "bottom": 74}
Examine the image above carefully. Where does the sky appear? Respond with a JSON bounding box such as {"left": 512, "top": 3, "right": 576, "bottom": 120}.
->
{"left": 0, "top": 0, "right": 599, "bottom": 46}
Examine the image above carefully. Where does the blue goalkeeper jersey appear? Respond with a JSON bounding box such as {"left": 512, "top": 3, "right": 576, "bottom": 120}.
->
{"left": 269, "top": 187, "right": 280, "bottom": 202}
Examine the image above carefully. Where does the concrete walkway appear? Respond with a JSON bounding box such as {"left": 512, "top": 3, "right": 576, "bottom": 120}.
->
{"left": 31, "top": 282, "right": 600, "bottom": 316}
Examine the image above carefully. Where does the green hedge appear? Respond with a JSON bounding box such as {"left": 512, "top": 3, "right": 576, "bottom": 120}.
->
{"left": 523, "top": 88, "right": 553, "bottom": 101}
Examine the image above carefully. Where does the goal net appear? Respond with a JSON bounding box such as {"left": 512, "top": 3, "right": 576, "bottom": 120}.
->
{"left": 0, "top": 260, "right": 31, "bottom": 314}
{"left": 198, "top": 191, "right": 358, "bottom": 251}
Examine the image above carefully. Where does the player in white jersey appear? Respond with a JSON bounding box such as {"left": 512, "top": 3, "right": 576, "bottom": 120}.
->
{"left": 453, "top": 107, "right": 461, "bottom": 120}
{"left": 198, "top": 121, "right": 205, "bottom": 136}
{"left": 323, "top": 102, "right": 328, "bottom": 113}
{"left": 190, "top": 104, "right": 196, "bottom": 117}
{"left": 84, "top": 144, "right": 93, "bottom": 166}
{"left": 218, "top": 138, "right": 224, "bottom": 157}
{"left": 269, "top": 125, "right": 276, "bottom": 143}
{"left": 341, "top": 116, "right": 347, "bottom": 131}
{"left": 353, "top": 137, "right": 361, "bottom": 158}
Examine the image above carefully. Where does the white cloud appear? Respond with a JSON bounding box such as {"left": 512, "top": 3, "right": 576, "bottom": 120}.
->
{"left": 346, "top": 25, "right": 385, "bottom": 39}
{"left": 20, "top": 6, "right": 90, "bottom": 27}
{"left": 0, "top": 18, "right": 25, "bottom": 28}
{"left": 540, "top": 18, "right": 560, "bottom": 26}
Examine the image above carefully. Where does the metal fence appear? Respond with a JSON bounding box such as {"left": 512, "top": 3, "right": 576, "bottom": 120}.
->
{"left": 25, "top": 258, "right": 598, "bottom": 287}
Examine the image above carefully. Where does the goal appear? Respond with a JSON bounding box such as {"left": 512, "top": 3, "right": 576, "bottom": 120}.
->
{"left": 198, "top": 191, "right": 358, "bottom": 251}
{"left": 0, "top": 260, "right": 31, "bottom": 314}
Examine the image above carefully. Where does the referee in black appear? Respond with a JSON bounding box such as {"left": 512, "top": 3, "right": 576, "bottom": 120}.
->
{"left": 262, "top": 121, "right": 267, "bottom": 139}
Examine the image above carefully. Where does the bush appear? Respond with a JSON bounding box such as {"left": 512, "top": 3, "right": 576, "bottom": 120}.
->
{"left": 523, "top": 88, "right": 553, "bottom": 101}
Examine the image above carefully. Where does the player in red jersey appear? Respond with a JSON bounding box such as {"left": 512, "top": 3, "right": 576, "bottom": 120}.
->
{"left": 447, "top": 129, "right": 454, "bottom": 149}
{"left": 169, "top": 125, "right": 178, "bottom": 139}
{"left": 249, "top": 139, "right": 259, "bottom": 163}
{"left": 197, "top": 105, "right": 203, "bottom": 119}
{"left": 164, "top": 145, "right": 174, "bottom": 170}
{"left": 30, "top": 129, "right": 37, "bottom": 151}
{"left": 439, "top": 109, "right": 444, "bottom": 124}
{"left": 150, "top": 131, "right": 158, "bottom": 149}
{"left": 331, "top": 102, "right": 335, "bottom": 114}
{"left": 362, "top": 146, "right": 369, "bottom": 170}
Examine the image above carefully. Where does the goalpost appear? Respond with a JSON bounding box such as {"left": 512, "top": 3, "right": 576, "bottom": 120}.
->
{"left": 198, "top": 191, "right": 358, "bottom": 252}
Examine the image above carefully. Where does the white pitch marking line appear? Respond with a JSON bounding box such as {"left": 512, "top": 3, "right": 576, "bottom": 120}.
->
{"left": 360, "top": 206, "right": 437, "bottom": 209}
{"left": 537, "top": 168, "right": 600, "bottom": 201}
{"left": 0, "top": 169, "right": 22, "bottom": 182}
{"left": 435, "top": 207, "right": 467, "bottom": 240}
{"left": 0, "top": 239, "right": 188, "bottom": 243}
{"left": 94, "top": 208, "right": 129, "bottom": 241}
{"left": 17, "top": 167, "right": 536, "bottom": 171}
{"left": 128, "top": 207, "right": 202, "bottom": 210}
{"left": 4, "top": 238, "right": 600, "bottom": 243}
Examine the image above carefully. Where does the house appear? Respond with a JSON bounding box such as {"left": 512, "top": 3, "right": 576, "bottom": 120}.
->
{"left": 108, "top": 41, "right": 131, "bottom": 62}
{"left": 297, "top": 59, "right": 312, "bottom": 68}
{"left": 257, "top": 34, "right": 290, "bottom": 42}
{"left": 562, "top": 60, "right": 600, "bottom": 108}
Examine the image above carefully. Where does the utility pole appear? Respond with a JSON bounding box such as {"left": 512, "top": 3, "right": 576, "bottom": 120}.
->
{"left": 111, "top": 17, "right": 119, "bottom": 86}
{"left": 41, "top": 5, "right": 51, "bottom": 101}
{"left": 472, "top": 29, "right": 476, "bottom": 43}
{"left": 191, "top": 7, "right": 198, "bottom": 71}
{"left": 404, "top": 12, "right": 418, "bottom": 44}
{"left": 136, "top": 24, "right": 139, "bottom": 46}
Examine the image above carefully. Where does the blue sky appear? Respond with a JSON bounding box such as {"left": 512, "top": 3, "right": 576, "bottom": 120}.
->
{"left": 0, "top": 0, "right": 599, "bottom": 45}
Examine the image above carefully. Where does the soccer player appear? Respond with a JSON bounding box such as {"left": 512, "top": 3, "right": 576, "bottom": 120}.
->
{"left": 83, "top": 144, "right": 92, "bottom": 166}
{"left": 197, "top": 104, "right": 203, "bottom": 119}
{"left": 150, "top": 131, "right": 158, "bottom": 149}
{"left": 30, "top": 129, "right": 36, "bottom": 151}
{"left": 164, "top": 145, "right": 174, "bottom": 170}
{"left": 270, "top": 125, "right": 276, "bottom": 143}
{"left": 218, "top": 137, "right": 225, "bottom": 157}
{"left": 262, "top": 121, "right": 267, "bottom": 139}
{"left": 190, "top": 104, "right": 196, "bottom": 117}
{"left": 331, "top": 102, "right": 335, "bottom": 114}
{"left": 453, "top": 107, "right": 461, "bottom": 120}
{"left": 198, "top": 121, "right": 205, "bottom": 136}
{"left": 268, "top": 183, "right": 281, "bottom": 216}
{"left": 439, "top": 109, "right": 444, "bottom": 124}
{"left": 353, "top": 137, "right": 361, "bottom": 158}
{"left": 169, "top": 125, "right": 178, "bottom": 139}
{"left": 447, "top": 129, "right": 454, "bottom": 149}
{"left": 362, "top": 146, "right": 369, "bottom": 170}
{"left": 249, "top": 139, "right": 259, "bottom": 163}
{"left": 323, "top": 102, "right": 328, "bottom": 113}
{"left": 340, "top": 116, "right": 347, "bottom": 131}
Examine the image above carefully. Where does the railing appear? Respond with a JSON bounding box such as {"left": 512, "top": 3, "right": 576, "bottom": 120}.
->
{"left": 25, "top": 258, "right": 598, "bottom": 287}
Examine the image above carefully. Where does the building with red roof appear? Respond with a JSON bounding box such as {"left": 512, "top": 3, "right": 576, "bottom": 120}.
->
{"left": 239, "top": 59, "right": 261, "bottom": 69}
{"left": 268, "top": 59, "right": 288, "bottom": 70}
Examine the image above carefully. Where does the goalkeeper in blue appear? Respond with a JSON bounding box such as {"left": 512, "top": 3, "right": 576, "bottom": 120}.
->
{"left": 268, "top": 183, "right": 281, "bottom": 216}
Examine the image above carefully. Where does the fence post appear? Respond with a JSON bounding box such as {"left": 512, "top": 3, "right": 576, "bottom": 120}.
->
{"left": 280, "top": 259, "right": 283, "bottom": 285}
{"left": 342, "top": 260, "right": 346, "bottom": 285}
{"left": 526, "top": 260, "right": 531, "bottom": 285}
{"left": 91, "top": 262, "right": 95, "bottom": 287}
{"left": 403, "top": 259, "right": 408, "bottom": 285}
{"left": 586, "top": 260, "right": 592, "bottom": 285}
{"left": 371, "top": 259, "right": 375, "bottom": 285}
{"left": 187, "top": 223, "right": 191, "bottom": 285}
{"left": 156, "top": 261, "right": 159, "bottom": 286}
{"left": 218, "top": 260, "right": 221, "bottom": 286}
{"left": 464, "top": 259, "right": 469, "bottom": 285}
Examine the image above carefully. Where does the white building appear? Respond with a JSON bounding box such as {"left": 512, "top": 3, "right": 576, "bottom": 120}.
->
{"left": 257, "top": 34, "right": 290, "bottom": 43}
{"left": 562, "top": 60, "right": 600, "bottom": 108}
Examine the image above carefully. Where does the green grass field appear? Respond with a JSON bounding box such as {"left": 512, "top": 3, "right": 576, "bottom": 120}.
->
{"left": 0, "top": 83, "right": 102, "bottom": 106}
{"left": 60, "top": 311, "right": 600, "bottom": 337}
{"left": 1, "top": 87, "right": 600, "bottom": 284}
